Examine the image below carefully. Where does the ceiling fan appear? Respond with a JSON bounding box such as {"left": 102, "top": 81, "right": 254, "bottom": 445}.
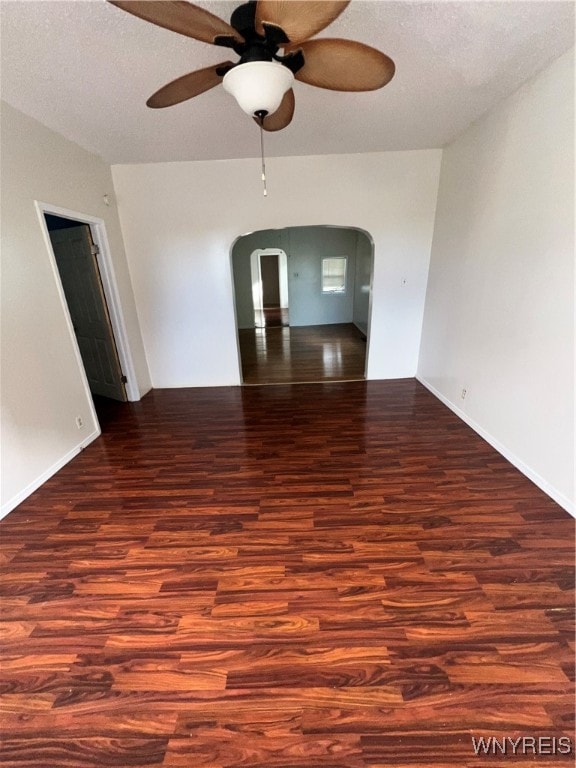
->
{"left": 107, "top": 0, "right": 395, "bottom": 131}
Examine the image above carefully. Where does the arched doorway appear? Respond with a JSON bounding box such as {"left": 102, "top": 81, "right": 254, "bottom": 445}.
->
{"left": 231, "top": 225, "right": 374, "bottom": 384}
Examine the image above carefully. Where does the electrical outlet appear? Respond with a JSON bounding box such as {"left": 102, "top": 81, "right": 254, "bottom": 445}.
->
{"left": 461, "top": 388, "right": 467, "bottom": 400}
{"left": 76, "top": 416, "right": 84, "bottom": 429}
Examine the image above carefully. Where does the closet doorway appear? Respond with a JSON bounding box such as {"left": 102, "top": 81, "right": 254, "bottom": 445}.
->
{"left": 38, "top": 203, "right": 138, "bottom": 427}
{"left": 46, "top": 215, "right": 127, "bottom": 402}
{"left": 252, "top": 249, "right": 290, "bottom": 328}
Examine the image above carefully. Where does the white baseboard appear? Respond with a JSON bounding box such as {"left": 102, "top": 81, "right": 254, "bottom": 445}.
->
{"left": 353, "top": 321, "right": 368, "bottom": 338}
{"left": 0, "top": 428, "right": 101, "bottom": 521}
{"left": 416, "top": 375, "right": 575, "bottom": 518}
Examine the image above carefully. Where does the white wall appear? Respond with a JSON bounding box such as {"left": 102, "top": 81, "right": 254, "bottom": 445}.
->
{"left": 418, "top": 49, "right": 575, "bottom": 514}
{"left": 232, "top": 229, "right": 286, "bottom": 329}
{"left": 112, "top": 150, "right": 441, "bottom": 387}
{"left": 353, "top": 231, "right": 373, "bottom": 335}
{"left": 0, "top": 102, "right": 151, "bottom": 518}
{"left": 284, "top": 226, "right": 357, "bottom": 327}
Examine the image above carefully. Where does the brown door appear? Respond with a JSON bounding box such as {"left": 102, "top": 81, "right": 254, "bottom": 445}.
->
{"left": 260, "top": 253, "right": 281, "bottom": 307}
{"left": 49, "top": 225, "right": 127, "bottom": 401}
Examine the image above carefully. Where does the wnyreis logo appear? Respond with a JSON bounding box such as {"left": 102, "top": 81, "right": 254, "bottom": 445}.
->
{"left": 471, "top": 735, "right": 573, "bottom": 756}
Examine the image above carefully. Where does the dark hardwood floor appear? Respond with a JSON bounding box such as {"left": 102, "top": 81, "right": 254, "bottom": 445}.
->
{"left": 1, "top": 380, "right": 574, "bottom": 767}
{"left": 239, "top": 323, "right": 366, "bottom": 384}
{"left": 254, "top": 307, "right": 290, "bottom": 328}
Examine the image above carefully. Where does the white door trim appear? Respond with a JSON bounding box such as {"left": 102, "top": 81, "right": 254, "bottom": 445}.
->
{"left": 35, "top": 201, "right": 140, "bottom": 402}
{"left": 250, "top": 248, "right": 289, "bottom": 321}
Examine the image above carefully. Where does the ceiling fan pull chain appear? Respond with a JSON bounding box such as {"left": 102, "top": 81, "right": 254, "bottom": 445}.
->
{"left": 257, "top": 113, "right": 268, "bottom": 197}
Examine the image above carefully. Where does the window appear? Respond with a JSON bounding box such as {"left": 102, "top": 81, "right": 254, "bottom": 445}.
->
{"left": 322, "top": 256, "right": 347, "bottom": 294}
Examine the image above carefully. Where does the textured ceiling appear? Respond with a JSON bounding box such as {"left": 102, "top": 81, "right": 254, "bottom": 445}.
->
{"left": 0, "top": 0, "right": 573, "bottom": 164}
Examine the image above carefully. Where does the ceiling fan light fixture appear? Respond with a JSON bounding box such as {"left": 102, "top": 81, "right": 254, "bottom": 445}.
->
{"left": 223, "top": 61, "right": 294, "bottom": 117}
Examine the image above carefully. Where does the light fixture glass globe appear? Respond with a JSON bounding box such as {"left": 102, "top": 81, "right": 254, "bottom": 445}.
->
{"left": 222, "top": 61, "right": 294, "bottom": 117}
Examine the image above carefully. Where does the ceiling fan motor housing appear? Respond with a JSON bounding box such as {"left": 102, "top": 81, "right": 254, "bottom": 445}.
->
{"left": 230, "top": 1, "right": 260, "bottom": 40}
{"left": 222, "top": 1, "right": 303, "bottom": 72}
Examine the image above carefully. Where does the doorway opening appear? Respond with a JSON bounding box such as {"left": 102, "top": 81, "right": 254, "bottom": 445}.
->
{"left": 231, "top": 225, "right": 374, "bottom": 385}
{"left": 252, "top": 249, "right": 289, "bottom": 328}
{"left": 38, "top": 203, "right": 138, "bottom": 426}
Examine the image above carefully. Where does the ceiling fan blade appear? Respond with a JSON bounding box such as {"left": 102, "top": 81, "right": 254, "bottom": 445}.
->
{"left": 287, "top": 38, "right": 395, "bottom": 91}
{"left": 147, "top": 62, "right": 233, "bottom": 108}
{"left": 253, "top": 88, "right": 295, "bottom": 132}
{"left": 255, "top": 1, "right": 350, "bottom": 44}
{"left": 108, "top": 1, "right": 244, "bottom": 45}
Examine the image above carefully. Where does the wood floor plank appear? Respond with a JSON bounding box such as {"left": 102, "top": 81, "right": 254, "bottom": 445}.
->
{"left": 239, "top": 323, "right": 366, "bottom": 384}
{"left": 1, "top": 380, "right": 573, "bottom": 766}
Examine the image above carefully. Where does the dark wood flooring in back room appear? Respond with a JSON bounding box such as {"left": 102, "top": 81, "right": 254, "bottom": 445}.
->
{"left": 239, "top": 322, "right": 367, "bottom": 385}
{"left": 0, "top": 380, "right": 574, "bottom": 768}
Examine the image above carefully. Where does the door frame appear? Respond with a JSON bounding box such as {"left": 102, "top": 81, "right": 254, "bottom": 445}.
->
{"left": 35, "top": 201, "right": 140, "bottom": 402}
{"left": 251, "top": 248, "right": 289, "bottom": 325}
